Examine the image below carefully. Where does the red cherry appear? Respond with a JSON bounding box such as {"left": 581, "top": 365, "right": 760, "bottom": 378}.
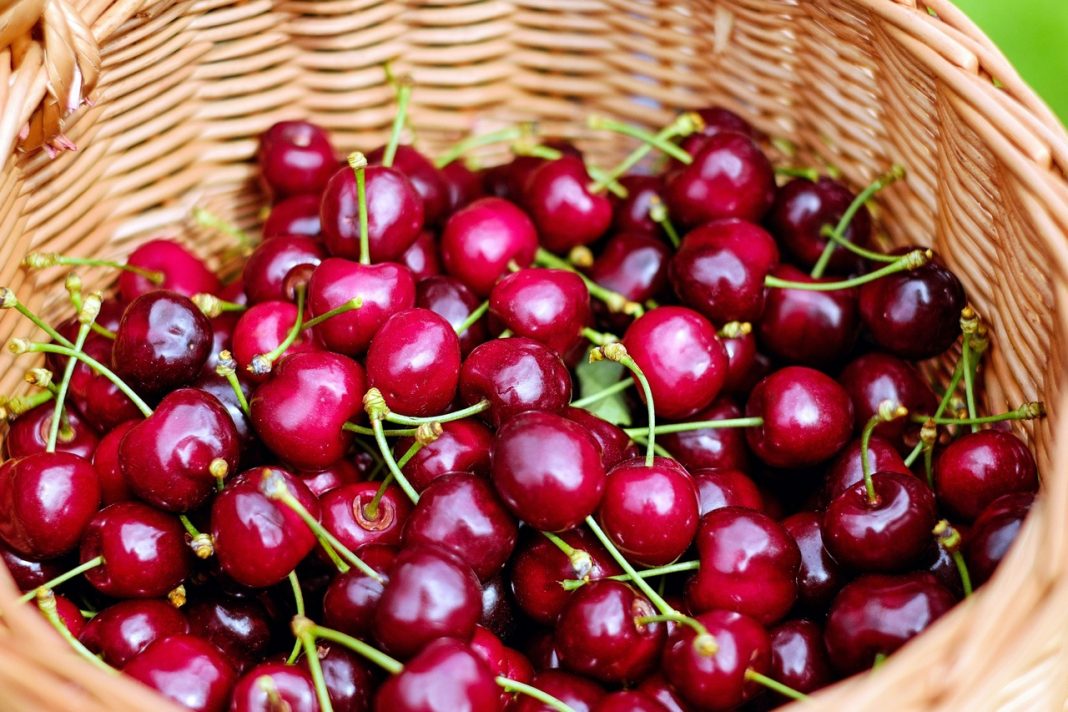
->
{"left": 320, "top": 162, "right": 425, "bottom": 262}
{"left": 52, "top": 319, "right": 142, "bottom": 431}
{"left": 838, "top": 353, "right": 937, "bottom": 448}
{"left": 525, "top": 156, "right": 612, "bottom": 252}
{"left": 242, "top": 236, "right": 326, "bottom": 304}
{"left": 366, "top": 308, "right": 461, "bottom": 417}
{"left": 459, "top": 337, "right": 572, "bottom": 428}
{"left": 92, "top": 421, "right": 137, "bottom": 504}
{"left": 562, "top": 407, "right": 638, "bottom": 470}
{"left": 635, "top": 673, "right": 690, "bottom": 712}
{"left": 231, "top": 663, "right": 318, "bottom": 712}
{"left": 757, "top": 265, "right": 859, "bottom": 368}
{"left": 391, "top": 419, "right": 493, "bottom": 492}
{"left": 4, "top": 401, "right": 98, "bottom": 460}
{"left": 79, "top": 599, "right": 188, "bottom": 667}
{"left": 611, "top": 174, "right": 663, "bottom": 236}
{"left": 416, "top": 275, "right": 488, "bottom": 356}
{"left": 509, "top": 670, "right": 605, "bottom": 712}
{"left": 258, "top": 120, "right": 336, "bottom": 199}
{"left": 781, "top": 511, "right": 845, "bottom": 610}
{"left": 185, "top": 596, "right": 274, "bottom": 675}
{"left": 441, "top": 160, "right": 485, "bottom": 212}
{"left": 659, "top": 397, "right": 750, "bottom": 472}
{"left": 440, "top": 197, "right": 538, "bottom": 297}
{"left": 400, "top": 230, "right": 442, "bottom": 280}
{"left": 295, "top": 458, "right": 363, "bottom": 497}
{"left": 321, "top": 482, "right": 411, "bottom": 552}
{"left": 823, "top": 434, "right": 911, "bottom": 504}
{"left": 594, "top": 691, "right": 670, "bottom": 712}
{"left": 368, "top": 144, "right": 450, "bottom": 226}
{"left": 316, "top": 644, "right": 375, "bottom": 712}
{"left": 119, "top": 239, "right": 221, "bottom": 301}
{"left": 966, "top": 492, "right": 1034, "bottom": 586}
{"left": 113, "top": 291, "right": 213, "bottom": 395}
{"left": 375, "top": 638, "right": 500, "bottom": 712}
{"left": 123, "top": 634, "right": 236, "bottom": 712}
{"left": 263, "top": 194, "right": 322, "bottom": 238}
{"left": 231, "top": 301, "right": 321, "bottom": 382}
{"left": 769, "top": 177, "right": 872, "bottom": 274}
{"left": 934, "top": 430, "right": 1038, "bottom": 521}
{"left": 0, "top": 540, "right": 64, "bottom": 591}
{"left": 587, "top": 232, "right": 671, "bottom": 331}
{"left": 322, "top": 544, "right": 395, "bottom": 638}
{"left": 489, "top": 268, "right": 590, "bottom": 356}
{"left": 692, "top": 468, "right": 764, "bottom": 515}
{"left": 719, "top": 325, "right": 759, "bottom": 394}
{"left": 768, "top": 619, "right": 833, "bottom": 695}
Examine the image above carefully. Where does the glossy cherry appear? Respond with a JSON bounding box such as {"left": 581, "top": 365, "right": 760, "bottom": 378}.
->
{"left": 440, "top": 197, "right": 538, "bottom": 297}
{"left": 719, "top": 325, "right": 759, "bottom": 394}
{"left": 401, "top": 230, "right": 442, "bottom": 280}
{"left": 295, "top": 458, "right": 363, "bottom": 497}
{"left": 781, "top": 511, "right": 845, "bottom": 609}
{"left": 595, "top": 691, "right": 670, "bottom": 712}
{"left": 838, "top": 353, "right": 937, "bottom": 447}
{"left": 769, "top": 619, "right": 833, "bottom": 696}
{"left": 113, "top": 291, "right": 213, "bottom": 395}
{"left": 966, "top": 492, "right": 1034, "bottom": 586}
{"left": 258, "top": 120, "right": 336, "bottom": 199}
{"left": 316, "top": 644, "right": 375, "bottom": 712}
{"left": 185, "top": 596, "right": 274, "bottom": 675}
{"left": 441, "top": 160, "right": 485, "bottom": 212}
{"left": 636, "top": 673, "right": 690, "bottom": 712}
{"left": 934, "top": 430, "right": 1038, "bottom": 521}
{"left": 242, "top": 235, "right": 326, "bottom": 304}
{"left": 119, "top": 239, "right": 221, "bottom": 301}
{"left": 366, "top": 308, "right": 461, "bottom": 416}
{"left": 489, "top": 268, "right": 590, "bottom": 356}
{"left": 757, "top": 265, "right": 859, "bottom": 368}
{"left": 611, "top": 174, "right": 663, "bottom": 236}
{"left": 123, "top": 633, "right": 237, "bottom": 712}
{"left": 823, "top": 434, "right": 911, "bottom": 503}
{"left": 692, "top": 468, "right": 764, "bottom": 515}
{"left": 769, "top": 176, "right": 872, "bottom": 274}
{"left": 263, "top": 194, "right": 322, "bottom": 238}
{"left": 79, "top": 599, "right": 189, "bottom": 668}
{"left": 4, "top": 402, "right": 98, "bottom": 460}
{"left": 322, "top": 544, "right": 395, "bottom": 638}
{"left": 391, "top": 418, "right": 493, "bottom": 492}
{"left": 231, "top": 301, "right": 320, "bottom": 381}
{"left": 679, "top": 106, "right": 756, "bottom": 158}
{"left": 192, "top": 372, "right": 254, "bottom": 451}
{"left": 510, "top": 670, "right": 606, "bottom": 712}
{"left": 659, "top": 397, "right": 750, "bottom": 472}
{"left": 0, "top": 540, "right": 64, "bottom": 591}
{"left": 368, "top": 144, "right": 450, "bottom": 226}
{"left": 51, "top": 324, "right": 142, "bottom": 432}
{"left": 321, "top": 482, "right": 411, "bottom": 552}
{"left": 587, "top": 231, "right": 670, "bottom": 330}
{"left": 90, "top": 421, "right": 137, "bottom": 504}
{"left": 231, "top": 663, "right": 318, "bottom": 712}
{"left": 526, "top": 156, "right": 613, "bottom": 252}
{"left": 415, "top": 275, "right": 488, "bottom": 356}
{"left": 458, "top": 337, "right": 572, "bottom": 428}
{"left": 563, "top": 407, "right": 638, "bottom": 469}
{"left": 375, "top": 637, "right": 499, "bottom": 712}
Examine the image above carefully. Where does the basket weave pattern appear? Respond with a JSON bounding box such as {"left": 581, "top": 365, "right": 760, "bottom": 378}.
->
{"left": 0, "top": 1, "right": 1067, "bottom": 710}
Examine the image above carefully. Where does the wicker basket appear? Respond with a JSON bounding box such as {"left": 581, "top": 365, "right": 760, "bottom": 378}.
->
{"left": 0, "top": 0, "right": 1066, "bottom": 710}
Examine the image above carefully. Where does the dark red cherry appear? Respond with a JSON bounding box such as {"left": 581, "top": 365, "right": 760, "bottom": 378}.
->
{"left": 366, "top": 308, "right": 461, "bottom": 417}
{"left": 185, "top": 596, "right": 274, "bottom": 674}
{"left": 459, "top": 337, "right": 572, "bottom": 428}
{"left": 745, "top": 366, "right": 854, "bottom": 468}
{"left": 509, "top": 528, "right": 621, "bottom": 624}
{"left": 659, "top": 397, "right": 750, "bottom": 472}
{"left": 113, "top": 291, "right": 212, "bottom": 395}
{"left": 79, "top": 600, "right": 188, "bottom": 667}
{"left": 769, "top": 176, "right": 872, "bottom": 274}
{"left": 250, "top": 351, "right": 365, "bottom": 469}
{"left": 692, "top": 468, "right": 764, "bottom": 515}
{"left": 525, "top": 156, "right": 612, "bottom": 252}
{"left": 375, "top": 638, "right": 499, "bottom": 712}
{"left": 4, "top": 402, "right": 98, "bottom": 460}
{"left": 719, "top": 326, "right": 759, "bottom": 394}
{"left": 441, "top": 160, "right": 485, "bottom": 212}
{"left": 231, "top": 301, "right": 320, "bottom": 381}
{"left": 757, "top": 265, "right": 859, "bottom": 368}
{"left": 231, "top": 663, "right": 317, "bottom": 712}
{"left": 510, "top": 670, "right": 605, "bottom": 712}
{"left": 416, "top": 275, "right": 488, "bottom": 356}
{"left": 403, "top": 472, "right": 517, "bottom": 581}
{"left": 679, "top": 107, "right": 756, "bottom": 158}
{"left": 391, "top": 419, "right": 493, "bottom": 493}
{"left": 665, "top": 131, "right": 775, "bottom": 228}
{"left": 769, "top": 619, "right": 833, "bottom": 696}
{"left": 934, "top": 430, "right": 1038, "bottom": 521}
{"left": 839, "top": 353, "right": 937, "bottom": 447}
{"left": 489, "top": 268, "right": 590, "bottom": 356}
{"left": 562, "top": 407, "right": 638, "bottom": 469}
{"left": 263, "top": 194, "right": 322, "bottom": 238}
{"left": 823, "top": 434, "right": 911, "bottom": 503}
{"left": 53, "top": 327, "right": 141, "bottom": 432}
{"left": 491, "top": 410, "right": 605, "bottom": 531}
{"left": 595, "top": 691, "right": 670, "bottom": 712}
{"left": 471, "top": 627, "right": 533, "bottom": 707}
{"left": 589, "top": 231, "right": 671, "bottom": 303}
{"left": 670, "top": 219, "right": 779, "bottom": 323}
{"left": 622, "top": 306, "right": 728, "bottom": 420}
{"left": 480, "top": 574, "right": 519, "bottom": 640}
{"left": 483, "top": 154, "right": 547, "bottom": 203}
{"left": 123, "top": 634, "right": 236, "bottom": 712}
{"left": 119, "top": 239, "right": 221, "bottom": 301}
{"left": 242, "top": 236, "right": 326, "bottom": 304}
{"left": 401, "top": 230, "right": 442, "bottom": 280}
{"left": 440, "top": 197, "right": 538, "bottom": 297}
{"left": 92, "top": 421, "right": 137, "bottom": 504}
{"left": 120, "top": 388, "right": 240, "bottom": 512}
{"left": 80, "top": 502, "right": 190, "bottom": 597}
{"left": 966, "top": 492, "right": 1034, "bottom": 586}
{"left": 368, "top": 144, "right": 450, "bottom": 226}
{"left": 688, "top": 508, "right": 800, "bottom": 624}
{"left": 636, "top": 673, "right": 690, "bottom": 712}
{"left": 258, "top": 120, "right": 336, "bottom": 199}
{"left": 321, "top": 482, "right": 411, "bottom": 552}
{"left": 611, "top": 174, "right": 662, "bottom": 235}
{"left": 316, "top": 644, "right": 375, "bottom": 712}
{"left": 295, "top": 458, "right": 363, "bottom": 497}
{"left": 661, "top": 609, "right": 771, "bottom": 711}
{"left": 320, "top": 162, "right": 424, "bottom": 262}
{"left": 598, "top": 457, "right": 699, "bottom": 567}
{"left": 191, "top": 373, "right": 254, "bottom": 451}
{"left": 781, "top": 511, "right": 845, "bottom": 609}
{"left": 0, "top": 452, "right": 100, "bottom": 559}
{"left": 210, "top": 467, "right": 320, "bottom": 588}
{"left": 322, "top": 544, "right": 395, "bottom": 638}
{"left": 0, "top": 540, "right": 64, "bottom": 591}
{"left": 48, "top": 593, "right": 87, "bottom": 637}
{"left": 372, "top": 545, "right": 482, "bottom": 658}
{"left": 824, "top": 573, "right": 955, "bottom": 674}
{"left": 555, "top": 580, "right": 664, "bottom": 684}
{"left": 858, "top": 253, "right": 965, "bottom": 359}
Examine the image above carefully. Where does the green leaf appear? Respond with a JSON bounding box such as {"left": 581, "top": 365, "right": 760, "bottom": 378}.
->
{"left": 575, "top": 354, "right": 632, "bottom": 426}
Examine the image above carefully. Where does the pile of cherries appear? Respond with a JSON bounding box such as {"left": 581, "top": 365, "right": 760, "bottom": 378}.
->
{"left": 0, "top": 85, "right": 1044, "bottom": 712}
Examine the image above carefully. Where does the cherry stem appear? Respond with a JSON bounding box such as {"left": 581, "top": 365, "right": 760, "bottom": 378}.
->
{"left": 810, "top": 164, "right": 905, "bottom": 278}
{"left": 636, "top": 612, "right": 711, "bottom": 638}
{"left": 648, "top": 196, "right": 680, "bottom": 248}
{"left": 382, "top": 77, "right": 414, "bottom": 168}
{"left": 364, "top": 439, "right": 423, "bottom": 519}
{"left": 535, "top": 248, "right": 644, "bottom": 317}
{"left": 904, "top": 359, "right": 964, "bottom": 467}
{"left": 35, "top": 590, "right": 116, "bottom": 675}
{"left": 295, "top": 624, "right": 334, "bottom": 712}
{"left": 624, "top": 416, "right": 763, "bottom": 437}
{"left": 496, "top": 677, "right": 579, "bottom": 712}
{"left": 179, "top": 515, "right": 214, "bottom": 559}
{"left": 192, "top": 294, "right": 247, "bottom": 319}
{"left": 342, "top": 422, "right": 417, "bottom": 437}
{"left": 285, "top": 571, "right": 306, "bottom": 665}
{"left": 861, "top": 401, "right": 909, "bottom": 504}
{"left": 435, "top": 126, "right": 525, "bottom": 168}
{"left": 540, "top": 531, "right": 595, "bottom": 580}
{"left": 23, "top": 252, "right": 165, "bottom": 285}
{"left": 873, "top": 652, "right": 888, "bottom": 669}
{"left": 775, "top": 166, "right": 821, "bottom": 182}
{"left": 590, "top": 112, "right": 703, "bottom": 192}
{"left": 571, "top": 378, "right": 633, "bottom": 409}
{"left": 215, "top": 351, "right": 251, "bottom": 418}
{"left": 581, "top": 327, "right": 618, "bottom": 347}
{"left": 513, "top": 142, "right": 562, "bottom": 161}
{"left": 629, "top": 433, "right": 675, "bottom": 459}
{"left": 561, "top": 559, "right": 700, "bottom": 591}
{"left": 961, "top": 332, "right": 980, "bottom": 434}
{"left": 911, "top": 401, "right": 1044, "bottom": 426}
{"left": 3, "top": 390, "right": 55, "bottom": 418}
{"left": 933, "top": 520, "right": 973, "bottom": 597}
{"left": 348, "top": 152, "right": 371, "bottom": 265}
{"left": 587, "top": 115, "right": 693, "bottom": 165}
{"left": 17, "top": 556, "right": 104, "bottom": 604}
{"left": 380, "top": 400, "right": 490, "bottom": 427}
{"left": 0, "top": 288, "right": 75, "bottom": 347}
{"left": 250, "top": 285, "right": 307, "bottom": 375}
{"left": 308, "top": 622, "right": 403, "bottom": 675}
{"left": 744, "top": 669, "right": 809, "bottom": 702}
{"left": 48, "top": 297, "right": 98, "bottom": 452}
{"left": 818, "top": 224, "right": 899, "bottom": 264}
{"left": 768, "top": 249, "right": 930, "bottom": 292}
{"left": 192, "top": 206, "right": 256, "bottom": 251}
{"left": 304, "top": 298, "right": 365, "bottom": 333}
{"left": 66, "top": 278, "right": 116, "bottom": 340}
{"left": 591, "top": 344, "right": 655, "bottom": 466}
{"left": 11, "top": 341, "right": 153, "bottom": 418}
{"left": 455, "top": 301, "right": 488, "bottom": 335}
{"left": 585, "top": 516, "right": 680, "bottom": 621}
{"left": 370, "top": 418, "right": 421, "bottom": 504}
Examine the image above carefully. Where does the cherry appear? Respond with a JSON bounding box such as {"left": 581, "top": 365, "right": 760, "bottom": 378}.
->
{"left": 372, "top": 545, "right": 482, "bottom": 658}
{"left": 489, "top": 268, "right": 590, "bottom": 356}
{"left": 368, "top": 144, "right": 450, "bottom": 226}
{"left": 665, "top": 131, "right": 775, "bottom": 228}
{"left": 242, "top": 236, "right": 326, "bottom": 304}
{"left": 718, "top": 324, "right": 759, "bottom": 394}
{"left": 113, "top": 291, "right": 213, "bottom": 395}
{"left": 52, "top": 325, "right": 142, "bottom": 432}
{"left": 757, "top": 265, "right": 859, "bottom": 368}
{"left": 781, "top": 511, "right": 845, "bottom": 610}
{"left": 80, "top": 502, "right": 191, "bottom": 597}
{"left": 123, "top": 634, "right": 236, "bottom": 712}
{"left": 595, "top": 691, "right": 670, "bottom": 712}
{"left": 823, "top": 434, "right": 911, "bottom": 503}
{"left": 295, "top": 458, "right": 363, "bottom": 497}
{"left": 509, "top": 528, "right": 621, "bottom": 624}
{"left": 441, "top": 160, "right": 485, "bottom": 212}
{"left": 459, "top": 337, "right": 572, "bottom": 428}
{"left": 79, "top": 599, "right": 189, "bottom": 667}
{"left": 636, "top": 673, "right": 690, "bottom": 712}
{"left": 366, "top": 308, "right": 462, "bottom": 417}
{"left": 391, "top": 419, "right": 493, "bottom": 492}
{"left": 598, "top": 457, "right": 698, "bottom": 566}
{"left": 250, "top": 351, "right": 365, "bottom": 469}
{"left": 231, "top": 663, "right": 318, "bottom": 712}
{"left": 120, "top": 388, "right": 240, "bottom": 512}
{"left": 185, "top": 596, "right": 274, "bottom": 674}
{"left": 375, "top": 637, "right": 499, "bottom": 712}
{"left": 622, "top": 306, "right": 728, "bottom": 420}
{"left": 611, "top": 174, "right": 662, "bottom": 235}
{"left": 966, "top": 492, "right": 1034, "bottom": 586}
{"left": 119, "top": 239, "right": 221, "bottom": 301}
{"left": 192, "top": 373, "right": 254, "bottom": 451}
{"left": 401, "top": 230, "right": 442, "bottom": 280}
{"left": 768, "top": 619, "right": 833, "bottom": 696}
{"left": 323, "top": 544, "right": 395, "bottom": 638}
{"left": 510, "top": 670, "right": 606, "bottom": 711}
{"left": 745, "top": 366, "right": 854, "bottom": 468}
{"left": 0, "top": 540, "right": 64, "bottom": 591}
{"left": 316, "top": 644, "right": 375, "bottom": 712}
{"left": 89, "top": 421, "right": 136, "bottom": 504}
{"left": 586, "top": 232, "right": 670, "bottom": 330}
{"left": 258, "top": 120, "right": 336, "bottom": 199}
{"left": 403, "top": 472, "right": 518, "bottom": 580}
{"left": 670, "top": 218, "right": 779, "bottom": 323}
{"left": 415, "top": 275, "right": 488, "bottom": 356}
{"left": 471, "top": 627, "right": 533, "bottom": 706}
{"left": 661, "top": 609, "right": 771, "bottom": 711}
{"left": 858, "top": 252, "right": 965, "bottom": 359}
{"left": 440, "top": 197, "right": 538, "bottom": 297}
{"left": 823, "top": 573, "right": 955, "bottom": 674}
{"left": 4, "top": 401, "right": 98, "bottom": 460}
{"left": 0, "top": 452, "right": 100, "bottom": 559}
{"left": 210, "top": 467, "right": 320, "bottom": 588}
{"left": 321, "top": 482, "right": 412, "bottom": 552}
{"left": 839, "top": 353, "right": 937, "bottom": 448}
{"left": 679, "top": 107, "right": 755, "bottom": 158}
{"left": 555, "top": 580, "right": 664, "bottom": 684}
{"left": 692, "top": 468, "right": 764, "bottom": 515}
{"left": 687, "top": 507, "right": 800, "bottom": 624}
{"left": 308, "top": 258, "right": 415, "bottom": 356}
{"left": 563, "top": 407, "right": 638, "bottom": 469}
{"left": 769, "top": 176, "right": 872, "bottom": 274}
{"left": 231, "top": 301, "right": 320, "bottom": 381}
{"left": 263, "top": 194, "right": 322, "bottom": 238}
{"left": 934, "top": 430, "right": 1038, "bottom": 521}
{"left": 44, "top": 593, "right": 87, "bottom": 637}
{"left": 659, "top": 397, "right": 750, "bottom": 472}
{"left": 491, "top": 410, "right": 605, "bottom": 531}
{"left": 481, "top": 574, "right": 519, "bottom": 639}
{"left": 526, "top": 156, "right": 613, "bottom": 252}
{"left": 321, "top": 160, "right": 424, "bottom": 262}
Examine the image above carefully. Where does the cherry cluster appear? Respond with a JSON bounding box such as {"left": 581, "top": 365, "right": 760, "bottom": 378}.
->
{"left": 0, "top": 86, "right": 1044, "bottom": 712}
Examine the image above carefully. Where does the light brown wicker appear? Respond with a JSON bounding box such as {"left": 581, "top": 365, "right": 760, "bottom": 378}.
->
{"left": 0, "top": 0, "right": 1066, "bottom": 710}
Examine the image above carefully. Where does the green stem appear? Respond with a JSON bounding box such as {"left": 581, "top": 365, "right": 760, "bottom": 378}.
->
{"left": 382, "top": 79, "right": 413, "bottom": 168}
{"left": 630, "top": 434, "right": 675, "bottom": 460}
{"left": 581, "top": 327, "right": 617, "bottom": 347}
{"left": 286, "top": 571, "right": 306, "bottom": 665}
{"left": 382, "top": 399, "right": 490, "bottom": 427}
{"left": 744, "top": 669, "right": 809, "bottom": 702}
{"left": 635, "top": 612, "right": 710, "bottom": 639}
{"left": 619, "top": 355, "right": 656, "bottom": 467}
{"left": 215, "top": 352, "right": 251, "bottom": 418}
{"left": 25, "top": 253, "right": 164, "bottom": 285}
{"left": 774, "top": 166, "right": 820, "bottom": 181}
{"left": 571, "top": 378, "right": 633, "bottom": 409}
{"left": 904, "top": 360, "right": 964, "bottom": 467}
{"left": 819, "top": 224, "right": 899, "bottom": 263}
{"left": 455, "top": 301, "right": 488, "bottom": 336}
{"left": 860, "top": 413, "right": 882, "bottom": 504}
{"left": 251, "top": 286, "right": 306, "bottom": 374}
{"left": 496, "top": 677, "right": 579, "bottom": 712}
{"left": 587, "top": 115, "right": 693, "bottom": 164}
{"left": 298, "top": 629, "right": 334, "bottom": 712}
{"left": 342, "top": 422, "right": 417, "bottom": 437}
{"left": 17, "top": 556, "right": 104, "bottom": 604}
{"left": 192, "top": 207, "right": 255, "bottom": 251}
{"left": 953, "top": 550, "right": 974, "bottom": 597}
{"left": 370, "top": 419, "right": 420, "bottom": 504}
{"left": 561, "top": 559, "right": 701, "bottom": 591}
{"left": 911, "top": 402, "right": 1043, "bottom": 426}
{"left": 961, "top": 334, "right": 980, "bottom": 433}
{"left": 435, "top": 126, "right": 525, "bottom": 168}
{"left": 624, "top": 417, "right": 763, "bottom": 437}
{"left": 1, "top": 290, "right": 74, "bottom": 348}
{"left": 304, "top": 297, "right": 363, "bottom": 331}
{"left": 47, "top": 315, "right": 93, "bottom": 452}
{"left": 347, "top": 153, "right": 371, "bottom": 266}
{"left": 585, "top": 516, "right": 674, "bottom": 616}
{"left": 36, "top": 591, "right": 116, "bottom": 675}
{"left": 311, "top": 624, "right": 404, "bottom": 675}
{"left": 770, "top": 249, "right": 929, "bottom": 292}
{"left": 648, "top": 197, "right": 680, "bottom": 248}
{"left": 590, "top": 112, "right": 702, "bottom": 192}
{"left": 535, "top": 248, "right": 643, "bottom": 317}
{"left": 179, "top": 515, "right": 202, "bottom": 539}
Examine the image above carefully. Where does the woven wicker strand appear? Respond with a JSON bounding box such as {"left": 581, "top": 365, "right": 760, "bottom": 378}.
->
{"left": 0, "top": 1, "right": 1066, "bottom": 710}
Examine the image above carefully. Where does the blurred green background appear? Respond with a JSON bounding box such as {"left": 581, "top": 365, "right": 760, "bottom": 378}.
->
{"left": 956, "top": 0, "right": 1068, "bottom": 124}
